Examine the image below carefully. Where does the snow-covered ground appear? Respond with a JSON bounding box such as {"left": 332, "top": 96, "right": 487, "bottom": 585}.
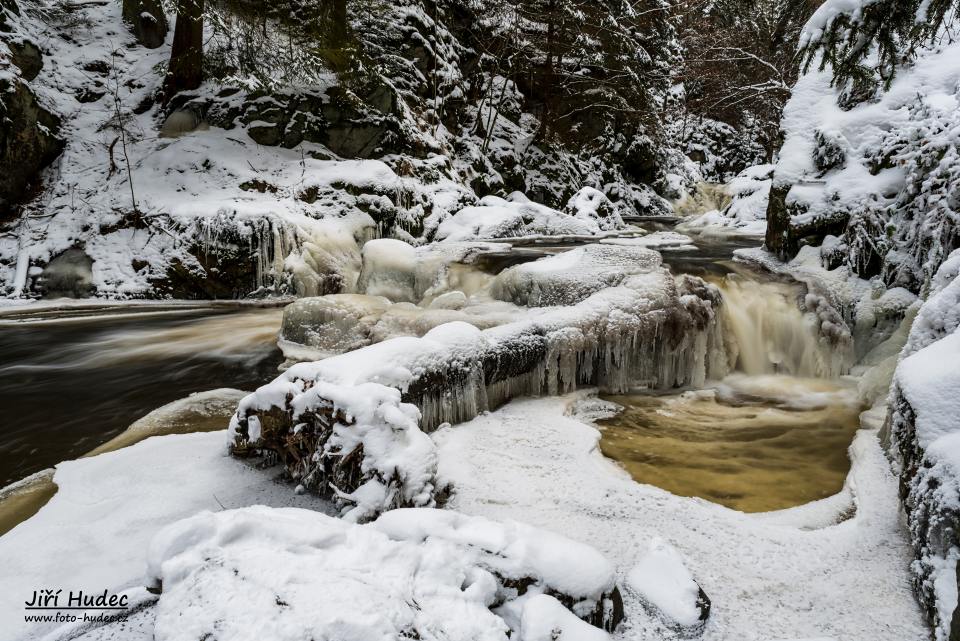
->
{"left": 434, "top": 393, "right": 927, "bottom": 641}
{"left": 0, "top": 426, "right": 334, "bottom": 641}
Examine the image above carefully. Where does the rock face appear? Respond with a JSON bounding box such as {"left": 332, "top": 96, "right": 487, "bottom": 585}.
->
{"left": 199, "top": 83, "right": 403, "bottom": 158}
{"left": 0, "top": 79, "right": 63, "bottom": 214}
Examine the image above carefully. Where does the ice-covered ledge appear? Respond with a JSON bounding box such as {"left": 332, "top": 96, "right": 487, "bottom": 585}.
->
{"left": 228, "top": 245, "right": 724, "bottom": 512}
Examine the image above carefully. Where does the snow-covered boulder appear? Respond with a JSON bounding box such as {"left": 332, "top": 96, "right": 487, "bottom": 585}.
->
{"left": 491, "top": 244, "right": 662, "bottom": 307}
{"left": 627, "top": 538, "right": 711, "bottom": 636}
{"left": 564, "top": 187, "right": 625, "bottom": 231}
{"left": 230, "top": 380, "right": 439, "bottom": 523}
{"left": 888, "top": 249, "right": 960, "bottom": 639}
{"left": 435, "top": 193, "right": 625, "bottom": 242}
{"left": 145, "top": 506, "right": 622, "bottom": 641}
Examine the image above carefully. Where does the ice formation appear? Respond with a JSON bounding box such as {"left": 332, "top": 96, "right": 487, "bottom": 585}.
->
{"left": 232, "top": 250, "right": 724, "bottom": 451}
{"left": 230, "top": 380, "right": 438, "bottom": 522}
{"left": 145, "top": 506, "right": 621, "bottom": 641}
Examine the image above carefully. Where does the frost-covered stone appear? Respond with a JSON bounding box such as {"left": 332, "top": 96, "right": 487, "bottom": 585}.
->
{"left": 627, "top": 538, "right": 711, "bottom": 636}
{"left": 491, "top": 244, "right": 662, "bottom": 307}
{"left": 145, "top": 506, "right": 622, "bottom": 641}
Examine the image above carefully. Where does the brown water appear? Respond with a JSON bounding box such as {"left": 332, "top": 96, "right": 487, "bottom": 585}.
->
{"left": 0, "top": 303, "right": 284, "bottom": 486}
{"left": 599, "top": 375, "right": 863, "bottom": 512}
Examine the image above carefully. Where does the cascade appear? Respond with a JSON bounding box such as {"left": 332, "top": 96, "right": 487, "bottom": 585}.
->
{"left": 712, "top": 273, "right": 852, "bottom": 379}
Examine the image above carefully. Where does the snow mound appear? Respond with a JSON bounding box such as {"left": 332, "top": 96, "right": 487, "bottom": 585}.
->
{"left": 491, "top": 244, "right": 662, "bottom": 307}
{"left": 627, "top": 538, "right": 711, "bottom": 635}
{"left": 145, "top": 506, "right": 621, "bottom": 641}
{"left": 231, "top": 380, "right": 438, "bottom": 523}
{"left": 435, "top": 193, "right": 625, "bottom": 242}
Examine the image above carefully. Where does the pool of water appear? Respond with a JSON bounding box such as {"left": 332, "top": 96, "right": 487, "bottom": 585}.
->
{"left": 599, "top": 375, "right": 863, "bottom": 512}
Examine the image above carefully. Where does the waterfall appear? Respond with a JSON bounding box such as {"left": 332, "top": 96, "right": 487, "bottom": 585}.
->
{"left": 713, "top": 273, "right": 851, "bottom": 379}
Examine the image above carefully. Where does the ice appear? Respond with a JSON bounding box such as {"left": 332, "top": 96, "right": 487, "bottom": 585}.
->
{"left": 233, "top": 257, "right": 724, "bottom": 445}
{"left": 356, "top": 238, "right": 419, "bottom": 302}
{"left": 280, "top": 294, "right": 393, "bottom": 358}
{"left": 143, "top": 506, "right": 620, "bottom": 641}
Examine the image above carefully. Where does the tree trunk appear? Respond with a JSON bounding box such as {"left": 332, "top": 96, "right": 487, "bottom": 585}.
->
{"left": 164, "top": 0, "right": 204, "bottom": 102}
{"left": 122, "top": 0, "right": 168, "bottom": 49}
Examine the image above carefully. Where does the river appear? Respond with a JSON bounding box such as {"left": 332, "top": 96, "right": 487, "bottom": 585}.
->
{"left": 0, "top": 228, "right": 865, "bottom": 518}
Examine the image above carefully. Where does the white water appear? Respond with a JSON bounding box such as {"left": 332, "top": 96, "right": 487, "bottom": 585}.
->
{"left": 712, "top": 273, "right": 850, "bottom": 379}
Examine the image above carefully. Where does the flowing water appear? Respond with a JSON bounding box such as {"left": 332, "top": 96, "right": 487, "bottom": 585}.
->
{"left": 597, "top": 229, "right": 864, "bottom": 512}
{"left": 0, "top": 222, "right": 865, "bottom": 518}
{"left": 0, "top": 303, "right": 284, "bottom": 486}
{"left": 599, "top": 375, "right": 862, "bottom": 512}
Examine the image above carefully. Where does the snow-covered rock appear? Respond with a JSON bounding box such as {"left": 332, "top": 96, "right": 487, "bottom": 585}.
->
{"left": 627, "top": 538, "right": 711, "bottom": 636}
{"left": 232, "top": 262, "right": 724, "bottom": 461}
{"left": 435, "top": 193, "right": 625, "bottom": 242}
{"left": 145, "top": 506, "right": 622, "bottom": 641}
{"left": 491, "top": 244, "right": 663, "bottom": 307}
{"left": 888, "top": 249, "right": 960, "bottom": 640}
{"left": 762, "top": 33, "right": 960, "bottom": 293}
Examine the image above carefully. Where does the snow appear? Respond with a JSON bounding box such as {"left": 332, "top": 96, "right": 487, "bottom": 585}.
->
{"left": 627, "top": 538, "right": 705, "bottom": 631}
{"left": 435, "top": 193, "right": 625, "bottom": 243}
{"left": 762, "top": 28, "right": 960, "bottom": 291}
{"left": 896, "top": 330, "right": 960, "bottom": 453}
{"left": 142, "top": 506, "right": 615, "bottom": 641}
{"left": 799, "top": 0, "right": 883, "bottom": 48}
{"left": 432, "top": 393, "right": 927, "bottom": 641}
{"left": 232, "top": 379, "right": 439, "bottom": 522}
{"left": 0, "top": 428, "right": 334, "bottom": 641}
{"left": 491, "top": 244, "right": 663, "bottom": 307}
